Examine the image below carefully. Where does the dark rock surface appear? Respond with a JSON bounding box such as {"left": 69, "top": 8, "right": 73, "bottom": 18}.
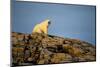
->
{"left": 11, "top": 32, "right": 96, "bottom": 66}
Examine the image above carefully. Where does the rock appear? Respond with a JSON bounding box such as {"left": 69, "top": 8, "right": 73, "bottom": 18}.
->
{"left": 64, "top": 40, "right": 71, "bottom": 44}
{"left": 28, "top": 57, "right": 33, "bottom": 61}
{"left": 65, "top": 54, "right": 72, "bottom": 61}
{"left": 12, "top": 32, "right": 96, "bottom": 66}
{"left": 38, "top": 59, "right": 45, "bottom": 64}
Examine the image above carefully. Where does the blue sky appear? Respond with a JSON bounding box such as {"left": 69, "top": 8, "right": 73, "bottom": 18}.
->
{"left": 12, "top": 1, "right": 96, "bottom": 45}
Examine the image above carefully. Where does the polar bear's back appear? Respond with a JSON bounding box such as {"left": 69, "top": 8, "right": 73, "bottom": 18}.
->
{"left": 32, "top": 24, "right": 42, "bottom": 33}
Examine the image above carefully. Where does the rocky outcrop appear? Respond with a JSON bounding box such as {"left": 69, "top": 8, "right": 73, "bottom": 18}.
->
{"left": 12, "top": 32, "right": 96, "bottom": 66}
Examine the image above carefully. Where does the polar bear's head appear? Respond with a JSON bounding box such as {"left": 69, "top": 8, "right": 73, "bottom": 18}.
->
{"left": 41, "top": 19, "right": 51, "bottom": 27}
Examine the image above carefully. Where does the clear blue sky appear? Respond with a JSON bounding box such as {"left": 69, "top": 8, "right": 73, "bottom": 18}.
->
{"left": 12, "top": 1, "right": 96, "bottom": 45}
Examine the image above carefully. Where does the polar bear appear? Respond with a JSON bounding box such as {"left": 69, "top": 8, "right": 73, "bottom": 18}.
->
{"left": 32, "top": 19, "right": 51, "bottom": 34}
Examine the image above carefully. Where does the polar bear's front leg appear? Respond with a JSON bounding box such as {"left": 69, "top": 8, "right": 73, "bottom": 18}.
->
{"left": 43, "top": 26, "right": 48, "bottom": 34}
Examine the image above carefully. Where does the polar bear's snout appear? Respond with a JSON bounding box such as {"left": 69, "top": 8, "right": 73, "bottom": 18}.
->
{"left": 48, "top": 21, "right": 51, "bottom": 25}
